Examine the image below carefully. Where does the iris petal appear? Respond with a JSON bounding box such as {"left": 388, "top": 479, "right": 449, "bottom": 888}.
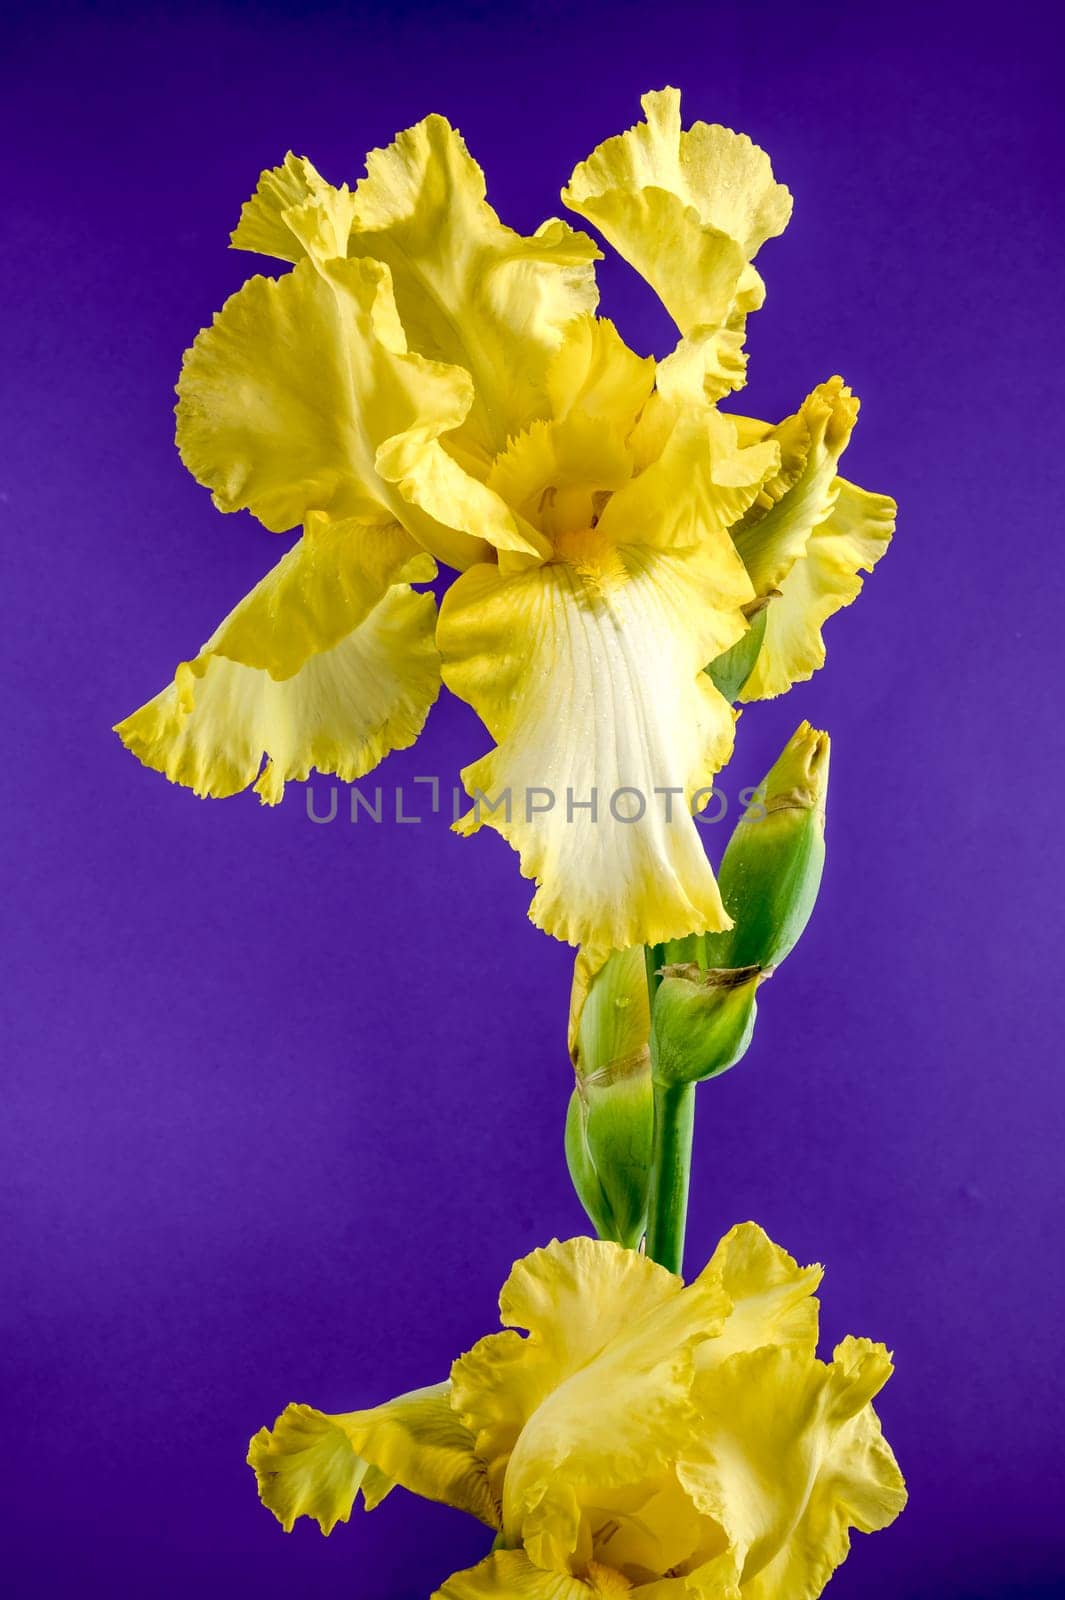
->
{"left": 564, "top": 89, "right": 790, "bottom": 401}
{"left": 115, "top": 516, "right": 439, "bottom": 803}
{"left": 728, "top": 380, "right": 895, "bottom": 699}
{"left": 248, "top": 1382, "right": 498, "bottom": 1536}
{"left": 349, "top": 114, "right": 601, "bottom": 461}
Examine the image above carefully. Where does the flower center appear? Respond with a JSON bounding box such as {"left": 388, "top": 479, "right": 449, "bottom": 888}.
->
{"left": 585, "top": 1562, "right": 633, "bottom": 1595}
{"left": 550, "top": 526, "right": 628, "bottom": 589}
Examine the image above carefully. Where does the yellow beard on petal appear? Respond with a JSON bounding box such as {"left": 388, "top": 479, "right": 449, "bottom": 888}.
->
{"left": 585, "top": 1562, "right": 632, "bottom": 1594}
{"left": 550, "top": 526, "right": 628, "bottom": 591}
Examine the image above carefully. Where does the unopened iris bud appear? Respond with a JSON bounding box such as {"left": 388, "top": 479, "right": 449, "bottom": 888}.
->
{"left": 649, "top": 961, "right": 762, "bottom": 1085}
{"left": 703, "top": 720, "right": 829, "bottom": 973}
{"left": 564, "top": 946, "right": 654, "bottom": 1249}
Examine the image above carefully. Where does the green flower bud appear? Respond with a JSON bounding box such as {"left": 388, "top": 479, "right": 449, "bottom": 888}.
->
{"left": 565, "top": 946, "right": 654, "bottom": 1249}
{"left": 703, "top": 720, "right": 829, "bottom": 972}
{"left": 649, "top": 961, "right": 762, "bottom": 1086}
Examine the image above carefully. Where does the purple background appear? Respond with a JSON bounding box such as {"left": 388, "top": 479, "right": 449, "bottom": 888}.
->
{"left": 4, "top": 2, "right": 1063, "bottom": 1595}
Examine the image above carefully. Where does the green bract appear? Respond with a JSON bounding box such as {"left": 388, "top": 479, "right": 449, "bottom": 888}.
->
{"left": 566, "top": 948, "right": 654, "bottom": 1248}
{"left": 649, "top": 962, "right": 762, "bottom": 1086}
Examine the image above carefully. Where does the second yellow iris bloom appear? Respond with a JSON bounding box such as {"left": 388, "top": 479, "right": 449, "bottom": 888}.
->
{"left": 249, "top": 1224, "right": 905, "bottom": 1597}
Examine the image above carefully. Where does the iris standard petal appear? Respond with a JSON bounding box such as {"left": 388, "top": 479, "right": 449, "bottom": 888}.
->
{"left": 348, "top": 114, "right": 601, "bottom": 461}
{"left": 175, "top": 253, "right": 499, "bottom": 568}
{"left": 449, "top": 1238, "right": 728, "bottom": 1567}
{"left": 678, "top": 1343, "right": 906, "bottom": 1599}
{"left": 564, "top": 89, "right": 790, "bottom": 401}
{"left": 451, "top": 1239, "right": 684, "bottom": 1505}
{"left": 230, "top": 152, "right": 357, "bottom": 265}
{"left": 547, "top": 315, "right": 656, "bottom": 432}
{"left": 730, "top": 378, "right": 861, "bottom": 598}
{"left": 693, "top": 1223, "right": 822, "bottom": 1367}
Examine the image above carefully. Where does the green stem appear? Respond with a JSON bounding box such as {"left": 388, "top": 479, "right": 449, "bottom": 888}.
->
{"left": 643, "top": 942, "right": 697, "bottom": 1273}
{"left": 645, "top": 1080, "right": 696, "bottom": 1274}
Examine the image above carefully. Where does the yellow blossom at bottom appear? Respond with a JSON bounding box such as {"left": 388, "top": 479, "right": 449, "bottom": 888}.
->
{"left": 248, "top": 1225, "right": 905, "bottom": 1598}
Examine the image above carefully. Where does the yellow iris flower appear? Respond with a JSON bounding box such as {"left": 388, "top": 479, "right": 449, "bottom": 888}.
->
{"left": 116, "top": 89, "right": 894, "bottom": 952}
{"left": 248, "top": 1224, "right": 905, "bottom": 1596}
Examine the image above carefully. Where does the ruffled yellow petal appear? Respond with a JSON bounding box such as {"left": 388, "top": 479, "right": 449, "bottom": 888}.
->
{"left": 678, "top": 1342, "right": 906, "bottom": 1600}
{"left": 730, "top": 378, "right": 860, "bottom": 598}
{"left": 342, "top": 1380, "right": 499, "bottom": 1528}
{"left": 438, "top": 412, "right": 774, "bottom": 950}
{"left": 210, "top": 512, "right": 435, "bottom": 677}
{"left": 452, "top": 1239, "right": 730, "bottom": 1571}
{"left": 742, "top": 477, "right": 896, "bottom": 701}
{"left": 724, "top": 378, "right": 894, "bottom": 698}
{"left": 247, "top": 1402, "right": 386, "bottom": 1534}
{"left": 230, "top": 152, "right": 356, "bottom": 265}
{"left": 564, "top": 89, "right": 790, "bottom": 400}
{"left": 175, "top": 253, "right": 492, "bottom": 569}
{"left": 348, "top": 114, "right": 601, "bottom": 461}
{"left": 249, "top": 1382, "right": 497, "bottom": 1537}
{"left": 813, "top": 1337, "right": 909, "bottom": 1537}
{"left": 115, "top": 517, "right": 439, "bottom": 803}
{"left": 452, "top": 1239, "right": 684, "bottom": 1508}
{"left": 652, "top": 265, "right": 767, "bottom": 409}
{"left": 598, "top": 409, "right": 778, "bottom": 554}
{"left": 539, "top": 1474, "right": 726, "bottom": 1589}
{"left": 694, "top": 1223, "right": 822, "bottom": 1367}
{"left": 547, "top": 315, "right": 656, "bottom": 433}
{"left": 378, "top": 423, "right": 548, "bottom": 560}
{"left": 506, "top": 1298, "right": 723, "bottom": 1564}
{"left": 287, "top": 1226, "right": 900, "bottom": 1598}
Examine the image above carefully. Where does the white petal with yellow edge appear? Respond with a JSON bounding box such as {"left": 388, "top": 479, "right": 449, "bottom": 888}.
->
{"left": 438, "top": 549, "right": 746, "bottom": 951}
{"left": 439, "top": 399, "right": 773, "bottom": 951}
